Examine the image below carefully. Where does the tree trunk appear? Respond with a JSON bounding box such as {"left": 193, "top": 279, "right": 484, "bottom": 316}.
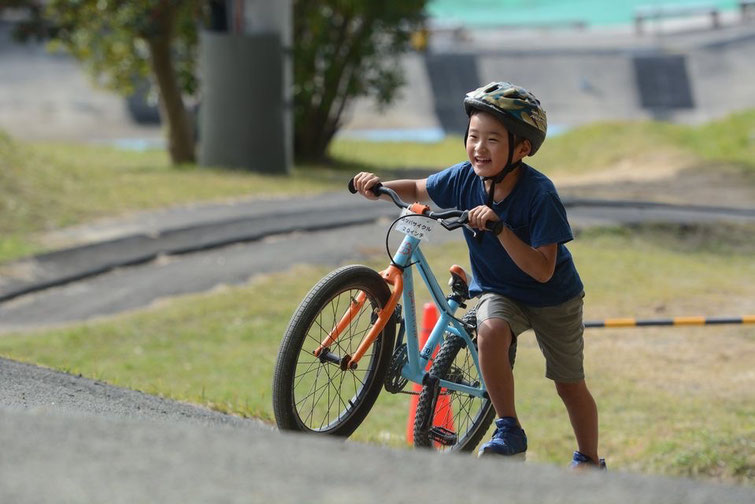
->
{"left": 146, "top": 9, "right": 195, "bottom": 164}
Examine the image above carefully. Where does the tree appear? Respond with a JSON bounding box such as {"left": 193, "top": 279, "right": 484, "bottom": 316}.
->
{"left": 6, "top": 1, "right": 427, "bottom": 165}
{"left": 293, "top": 0, "right": 427, "bottom": 162}
{"left": 10, "top": 0, "right": 202, "bottom": 164}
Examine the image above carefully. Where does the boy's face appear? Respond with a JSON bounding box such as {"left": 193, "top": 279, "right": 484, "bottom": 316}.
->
{"left": 466, "top": 111, "right": 526, "bottom": 178}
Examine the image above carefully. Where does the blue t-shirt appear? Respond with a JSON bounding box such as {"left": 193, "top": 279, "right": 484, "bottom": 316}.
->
{"left": 426, "top": 161, "right": 583, "bottom": 307}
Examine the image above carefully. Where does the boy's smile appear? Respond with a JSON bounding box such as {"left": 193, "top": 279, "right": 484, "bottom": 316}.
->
{"left": 466, "top": 111, "right": 512, "bottom": 178}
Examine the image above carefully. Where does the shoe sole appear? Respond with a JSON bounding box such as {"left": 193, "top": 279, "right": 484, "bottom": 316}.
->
{"left": 477, "top": 449, "right": 527, "bottom": 461}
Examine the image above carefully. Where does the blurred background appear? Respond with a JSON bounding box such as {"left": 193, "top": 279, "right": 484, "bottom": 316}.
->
{"left": 1, "top": 1, "right": 753, "bottom": 487}
{"left": 1, "top": 1, "right": 753, "bottom": 166}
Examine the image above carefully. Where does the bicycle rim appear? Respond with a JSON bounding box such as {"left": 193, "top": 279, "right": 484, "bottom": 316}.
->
{"left": 274, "top": 266, "right": 395, "bottom": 436}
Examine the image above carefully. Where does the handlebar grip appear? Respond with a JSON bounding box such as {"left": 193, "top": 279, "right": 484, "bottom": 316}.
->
{"left": 486, "top": 220, "right": 504, "bottom": 235}
{"left": 347, "top": 178, "right": 383, "bottom": 196}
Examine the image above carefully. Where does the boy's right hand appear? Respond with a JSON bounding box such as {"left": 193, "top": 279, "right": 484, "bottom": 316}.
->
{"left": 352, "top": 172, "right": 382, "bottom": 200}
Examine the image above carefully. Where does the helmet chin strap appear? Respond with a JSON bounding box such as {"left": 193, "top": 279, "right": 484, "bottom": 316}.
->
{"left": 482, "top": 131, "right": 521, "bottom": 208}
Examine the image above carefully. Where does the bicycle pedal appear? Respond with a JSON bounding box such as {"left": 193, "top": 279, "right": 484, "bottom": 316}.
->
{"left": 428, "top": 426, "right": 457, "bottom": 446}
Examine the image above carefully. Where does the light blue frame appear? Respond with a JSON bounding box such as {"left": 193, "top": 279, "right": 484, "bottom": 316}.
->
{"left": 391, "top": 233, "right": 487, "bottom": 398}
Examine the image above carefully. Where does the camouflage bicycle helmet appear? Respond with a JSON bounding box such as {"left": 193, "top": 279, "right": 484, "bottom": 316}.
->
{"left": 464, "top": 81, "right": 548, "bottom": 155}
{"left": 463, "top": 82, "right": 548, "bottom": 212}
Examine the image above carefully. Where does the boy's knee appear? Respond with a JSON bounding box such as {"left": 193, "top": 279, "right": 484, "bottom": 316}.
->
{"left": 477, "top": 318, "right": 513, "bottom": 349}
{"left": 555, "top": 380, "right": 588, "bottom": 400}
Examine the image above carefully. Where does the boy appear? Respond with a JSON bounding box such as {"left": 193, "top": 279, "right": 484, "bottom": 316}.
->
{"left": 352, "top": 81, "right": 605, "bottom": 469}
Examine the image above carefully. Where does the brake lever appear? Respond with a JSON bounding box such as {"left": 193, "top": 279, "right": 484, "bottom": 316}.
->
{"left": 459, "top": 211, "right": 479, "bottom": 237}
{"left": 439, "top": 211, "right": 478, "bottom": 237}
{"left": 439, "top": 219, "right": 460, "bottom": 231}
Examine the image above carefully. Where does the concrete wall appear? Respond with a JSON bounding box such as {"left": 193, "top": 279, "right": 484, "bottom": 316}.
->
{"left": 340, "top": 23, "right": 755, "bottom": 135}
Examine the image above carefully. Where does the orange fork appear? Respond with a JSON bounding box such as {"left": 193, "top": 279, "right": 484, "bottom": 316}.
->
{"left": 313, "top": 290, "right": 368, "bottom": 359}
{"left": 313, "top": 265, "right": 404, "bottom": 370}
{"left": 346, "top": 265, "right": 403, "bottom": 369}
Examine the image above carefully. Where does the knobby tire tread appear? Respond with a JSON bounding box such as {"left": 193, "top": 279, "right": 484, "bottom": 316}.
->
{"left": 413, "top": 327, "right": 495, "bottom": 452}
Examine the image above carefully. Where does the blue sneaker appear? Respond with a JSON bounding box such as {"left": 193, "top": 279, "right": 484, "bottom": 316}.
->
{"left": 478, "top": 417, "right": 527, "bottom": 457}
{"left": 570, "top": 451, "right": 606, "bottom": 470}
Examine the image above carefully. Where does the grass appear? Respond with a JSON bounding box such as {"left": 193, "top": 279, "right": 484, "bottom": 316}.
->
{"left": 329, "top": 109, "right": 755, "bottom": 180}
{"left": 2, "top": 109, "right": 753, "bottom": 262}
{"left": 678, "top": 109, "right": 755, "bottom": 171}
{"left": 329, "top": 135, "right": 464, "bottom": 171}
{"left": 0, "top": 222, "right": 753, "bottom": 484}
{"left": 0, "top": 133, "right": 344, "bottom": 262}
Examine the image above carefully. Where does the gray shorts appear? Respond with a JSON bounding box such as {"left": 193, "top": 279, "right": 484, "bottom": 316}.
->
{"left": 475, "top": 291, "right": 586, "bottom": 383}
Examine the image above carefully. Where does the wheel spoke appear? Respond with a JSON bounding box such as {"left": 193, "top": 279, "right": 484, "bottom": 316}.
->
{"left": 293, "top": 358, "right": 319, "bottom": 386}
{"left": 275, "top": 268, "right": 394, "bottom": 436}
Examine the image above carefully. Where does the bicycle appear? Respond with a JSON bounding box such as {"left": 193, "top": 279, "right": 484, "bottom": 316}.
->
{"left": 272, "top": 180, "right": 506, "bottom": 452}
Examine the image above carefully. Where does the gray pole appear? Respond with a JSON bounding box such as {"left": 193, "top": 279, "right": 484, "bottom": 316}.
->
{"left": 243, "top": 0, "right": 293, "bottom": 172}
{"left": 198, "top": 0, "right": 292, "bottom": 174}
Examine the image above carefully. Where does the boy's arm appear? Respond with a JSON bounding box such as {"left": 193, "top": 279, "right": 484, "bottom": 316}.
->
{"left": 384, "top": 179, "right": 430, "bottom": 203}
{"left": 353, "top": 172, "right": 430, "bottom": 204}
{"left": 468, "top": 205, "right": 557, "bottom": 283}
{"left": 497, "top": 230, "right": 558, "bottom": 283}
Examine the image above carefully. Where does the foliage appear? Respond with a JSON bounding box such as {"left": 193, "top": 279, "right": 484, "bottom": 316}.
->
{"left": 6, "top": 0, "right": 428, "bottom": 165}
{"left": 42, "top": 0, "right": 202, "bottom": 98}
{"left": 293, "top": 0, "right": 427, "bottom": 161}
{"left": 3, "top": 0, "right": 203, "bottom": 164}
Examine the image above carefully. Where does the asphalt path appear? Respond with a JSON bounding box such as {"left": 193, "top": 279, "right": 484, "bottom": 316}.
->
{"left": 0, "top": 220, "right": 409, "bottom": 329}
{"left": 2, "top": 357, "right": 752, "bottom": 504}
{"left": 1, "top": 194, "right": 753, "bottom": 330}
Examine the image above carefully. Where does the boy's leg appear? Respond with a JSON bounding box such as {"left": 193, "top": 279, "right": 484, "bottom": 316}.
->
{"left": 477, "top": 318, "right": 517, "bottom": 420}
{"left": 555, "top": 380, "right": 600, "bottom": 463}
{"left": 526, "top": 292, "right": 603, "bottom": 464}
{"left": 475, "top": 293, "right": 530, "bottom": 457}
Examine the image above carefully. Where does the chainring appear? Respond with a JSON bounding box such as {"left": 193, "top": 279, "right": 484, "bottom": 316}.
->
{"left": 384, "top": 343, "right": 409, "bottom": 393}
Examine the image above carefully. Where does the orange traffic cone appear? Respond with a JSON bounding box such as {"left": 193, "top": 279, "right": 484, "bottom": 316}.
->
{"left": 406, "top": 303, "right": 455, "bottom": 446}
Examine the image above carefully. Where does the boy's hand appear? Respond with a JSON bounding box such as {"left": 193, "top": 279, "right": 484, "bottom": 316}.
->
{"left": 353, "top": 172, "right": 382, "bottom": 200}
{"left": 468, "top": 205, "right": 499, "bottom": 231}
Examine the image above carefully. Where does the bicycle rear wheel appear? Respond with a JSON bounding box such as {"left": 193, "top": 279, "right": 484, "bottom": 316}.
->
{"left": 272, "top": 265, "right": 396, "bottom": 437}
{"left": 413, "top": 311, "right": 495, "bottom": 452}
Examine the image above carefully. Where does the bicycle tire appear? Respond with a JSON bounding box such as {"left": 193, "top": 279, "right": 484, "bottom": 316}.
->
{"left": 272, "top": 265, "right": 396, "bottom": 437}
{"left": 413, "top": 311, "right": 495, "bottom": 452}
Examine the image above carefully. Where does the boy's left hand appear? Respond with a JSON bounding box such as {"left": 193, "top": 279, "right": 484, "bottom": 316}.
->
{"left": 468, "top": 205, "right": 499, "bottom": 231}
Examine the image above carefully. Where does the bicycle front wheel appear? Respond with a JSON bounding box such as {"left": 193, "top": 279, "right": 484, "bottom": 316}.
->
{"left": 272, "top": 265, "right": 396, "bottom": 437}
{"left": 413, "top": 311, "right": 495, "bottom": 452}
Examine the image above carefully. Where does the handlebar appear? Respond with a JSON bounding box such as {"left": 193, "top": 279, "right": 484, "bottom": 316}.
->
{"left": 348, "top": 178, "right": 503, "bottom": 235}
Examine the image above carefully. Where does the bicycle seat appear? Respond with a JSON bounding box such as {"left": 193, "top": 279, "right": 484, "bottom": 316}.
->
{"left": 448, "top": 265, "right": 470, "bottom": 300}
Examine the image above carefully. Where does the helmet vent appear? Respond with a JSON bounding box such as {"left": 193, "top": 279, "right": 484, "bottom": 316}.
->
{"left": 484, "top": 84, "right": 499, "bottom": 93}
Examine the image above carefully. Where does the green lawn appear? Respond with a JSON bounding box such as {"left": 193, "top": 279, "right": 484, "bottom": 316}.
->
{"left": 2, "top": 109, "right": 753, "bottom": 262}
{"left": 0, "top": 132, "right": 346, "bottom": 262}
{"left": 1, "top": 222, "right": 753, "bottom": 484}
{"left": 330, "top": 109, "right": 755, "bottom": 179}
